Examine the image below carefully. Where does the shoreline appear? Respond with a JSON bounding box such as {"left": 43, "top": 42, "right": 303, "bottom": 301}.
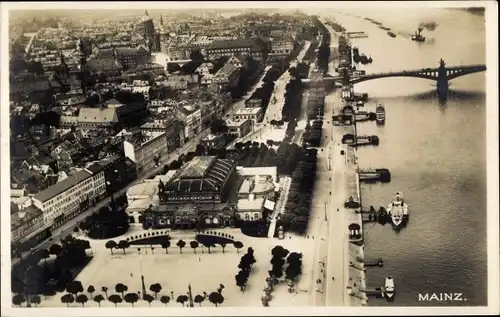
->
{"left": 317, "top": 15, "right": 368, "bottom": 307}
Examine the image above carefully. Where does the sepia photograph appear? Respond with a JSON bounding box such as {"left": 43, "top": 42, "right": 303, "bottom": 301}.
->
{"left": 0, "top": 1, "right": 498, "bottom": 316}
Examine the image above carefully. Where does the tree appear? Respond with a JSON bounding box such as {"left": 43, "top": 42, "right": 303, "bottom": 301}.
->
{"left": 203, "top": 242, "right": 215, "bottom": 254}
{"left": 117, "top": 240, "right": 129, "bottom": 254}
{"left": 194, "top": 294, "right": 205, "bottom": 306}
{"left": 210, "top": 118, "right": 229, "bottom": 134}
{"left": 149, "top": 283, "right": 162, "bottom": 299}
{"left": 233, "top": 241, "right": 244, "bottom": 253}
{"left": 101, "top": 286, "right": 108, "bottom": 298}
{"left": 235, "top": 270, "right": 249, "bottom": 291}
{"left": 208, "top": 291, "right": 224, "bottom": 307}
{"left": 271, "top": 246, "right": 290, "bottom": 259}
{"left": 161, "top": 240, "right": 171, "bottom": 254}
{"left": 285, "top": 262, "right": 302, "bottom": 281}
{"left": 12, "top": 294, "right": 25, "bottom": 307}
{"left": 115, "top": 283, "right": 128, "bottom": 297}
{"left": 217, "top": 284, "right": 225, "bottom": 294}
{"left": 66, "top": 280, "right": 84, "bottom": 297}
{"left": 108, "top": 294, "right": 122, "bottom": 307}
{"left": 61, "top": 293, "right": 75, "bottom": 307}
{"left": 87, "top": 285, "right": 95, "bottom": 299}
{"left": 49, "top": 244, "right": 62, "bottom": 256}
{"left": 160, "top": 295, "right": 171, "bottom": 307}
{"left": 93, "top": 294, "right": 105, "bottom": 307}
{"left": 264, "top": 67, "right": 281, "bottom": 83}
{"left": 238, "top": 255, "right": 251, "bottom": 271}
{"left": 143, "top": 294, "right": 155, "bottom": 306}
{"left": 30, "top": 294, "right": 41, "bottom": 307}
{"left": 190, "top": 241, "right": 199, "bottom": 254}
{"left": 176, "top": 240, "right": 186, "bottom": 254}
{"left": 124, "top": 293, "right": 139, "bottom": 307}
{"left": 190, "top": 49, "right": 204, "bottom": 62}
{"left": 181, "top": 60, "right": 202, "bottom": 74}
{"left": 234, "top": 142, "right": 244, "bottom": 151}
{"left": 167, "top": 62, "right": 181, "bottom": 73}
{"left": 76, "top": 294, "right": 88, "bottom": 307}
{"left": 176, "top": 294, "right": 188, "bottom": 307}
{"left": 220, "top": 243, "right": 227, "bottom": 253}
{"left": 105, "top": 240, "right": 117, "bottom": 255}
{"left": 38, "top": 249, "right": 50, "bottom": 265}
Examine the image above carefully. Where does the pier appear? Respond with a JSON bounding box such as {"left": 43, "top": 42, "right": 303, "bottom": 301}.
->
{"left": 354, "top": 135, "right": 379, "bottom": 146}
{"left": 354, "top": 111, "right": 376, "bottom": 122}
{"left": 347, "top": 32, "right": 369, "bottom": 39}
{"left": 364, "top": 258, "right": 384, "bottom": 267}
{"left": 364, "top": 287, "right": 384, "bottom": 298}
{"left": 358, "top": 168, "right": 391, "bottom": 183}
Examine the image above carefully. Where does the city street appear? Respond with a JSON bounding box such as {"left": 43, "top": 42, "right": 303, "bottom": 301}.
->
{"left": 229, "top": 65, "right": 272, "bottom": 115}
{"left": 305, "top": 75, "right": 338, "bottom": 306}
{"left": 325, "top": 117, "right": 350, "bottom": 306}
{"left": 263, "top": 41, "right": 311, "bottom": 123}
{"left": 305, "top": 25, "right": 352, "bottom": 305}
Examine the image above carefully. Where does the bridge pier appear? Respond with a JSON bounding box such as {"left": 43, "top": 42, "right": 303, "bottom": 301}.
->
{"left": 436, "top": 58, "right": 449, "bottom": 100}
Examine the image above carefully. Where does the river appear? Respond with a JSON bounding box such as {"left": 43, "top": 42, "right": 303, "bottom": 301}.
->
{"left": 324, "top": 8, "right": 487, "bottom": 306}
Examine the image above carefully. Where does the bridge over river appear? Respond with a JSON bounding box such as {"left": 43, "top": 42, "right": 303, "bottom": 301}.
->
{"left": 302, "top": 59, "right": 486, "bottom": 99}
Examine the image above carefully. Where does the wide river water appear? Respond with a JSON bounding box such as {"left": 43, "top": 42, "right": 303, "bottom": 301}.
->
{"left": 320, "top": 8, "right": 487, "bottom": 306}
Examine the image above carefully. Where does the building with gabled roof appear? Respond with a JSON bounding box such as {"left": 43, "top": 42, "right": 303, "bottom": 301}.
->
{"left": 32, "top": 167, "right": 105, "bottom": 227}
{"left": 78, "top": 107, "right": 119, "bottom": 129}
{"left": 92, "top": 44, "right": 151, "bottom": 70}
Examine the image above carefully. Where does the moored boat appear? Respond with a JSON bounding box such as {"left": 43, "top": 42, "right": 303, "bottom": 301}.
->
{"left": 387, "top": 31, "right": 396, "bottom": 38}
{"left": 387, "top": 191, "right": 409, "bottom": 228}
{"left": 376, "top": 104, "right": 385, "bottom": 124}
{"left": 384, "top": 276, "right": 395, "bottom": 300}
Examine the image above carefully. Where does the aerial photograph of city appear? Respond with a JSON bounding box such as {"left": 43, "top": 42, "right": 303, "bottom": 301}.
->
{"left": 1, "top": 1, "right": 498, "bottom": 315}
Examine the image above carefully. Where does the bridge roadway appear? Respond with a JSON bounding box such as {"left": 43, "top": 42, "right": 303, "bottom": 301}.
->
{"left": 302, "top": 63, "right": 486, "bottom": 87}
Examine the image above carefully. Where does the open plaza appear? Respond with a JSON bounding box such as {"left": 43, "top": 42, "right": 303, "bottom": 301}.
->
{"left": 38, "top": 226, "right": 317, "bottom": 307}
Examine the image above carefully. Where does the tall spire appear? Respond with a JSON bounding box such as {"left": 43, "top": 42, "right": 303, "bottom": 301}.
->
{"left": 78, "top": 38, "right": 88, "bottom": 95}
{"left": 145, "top": 9, "right": 148, "bottom": 16}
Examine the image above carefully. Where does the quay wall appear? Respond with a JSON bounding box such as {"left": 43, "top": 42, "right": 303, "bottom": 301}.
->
{"left": 321, "top": 13, "right": 369, "bottom": 306}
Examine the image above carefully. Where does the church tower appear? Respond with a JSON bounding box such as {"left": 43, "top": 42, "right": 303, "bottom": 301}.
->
{"left": 78, "top": 38, "right": 89, "bottom": 95}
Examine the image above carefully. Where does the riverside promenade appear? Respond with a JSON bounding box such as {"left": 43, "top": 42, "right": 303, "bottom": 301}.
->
{"left": 318, "top": 16, "right": 367, "bottom": 307}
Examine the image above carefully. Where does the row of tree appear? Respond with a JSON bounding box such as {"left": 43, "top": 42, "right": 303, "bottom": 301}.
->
{"left": 247, "top": 65, "right": 287, "bottom": 121}
{"left": 281, "top": 63, "right": 309, "bottom": 122}
{"left": 228, "top": 124, "right": 304, "bottom": 177}
{"left": 302, "top": 120, "right": 324, "bottom": 147}
{"left": 235, "top": 247, "right": 257, "bottom": 291}
{"left": 305, "top": 87, "right": 325, "bottom": 120}
{"left": 267, "top": 245, "right": 303, "bottom": 283}
{"left": 279, "top": 148, "right": 319, "bottom": 234}
{"left": 316, "top": 31, "right": 332, "bottom": 73}
{"left": 80, "top": 204, "right": 129, "bottom": 240}
{"left": 229, "top": 141, "right": 278, "bottom": 168}
{"left": 106, "top": 236, "right": 245, "bottom": 255}
{"left": 51, "top": 280, "right": 225, "bottom": 307}
{"left": 11, "top": 235, "right": 92, "bottom": 297}
{"left": 228, "top": 56, "right": 262, "bottom": 99}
